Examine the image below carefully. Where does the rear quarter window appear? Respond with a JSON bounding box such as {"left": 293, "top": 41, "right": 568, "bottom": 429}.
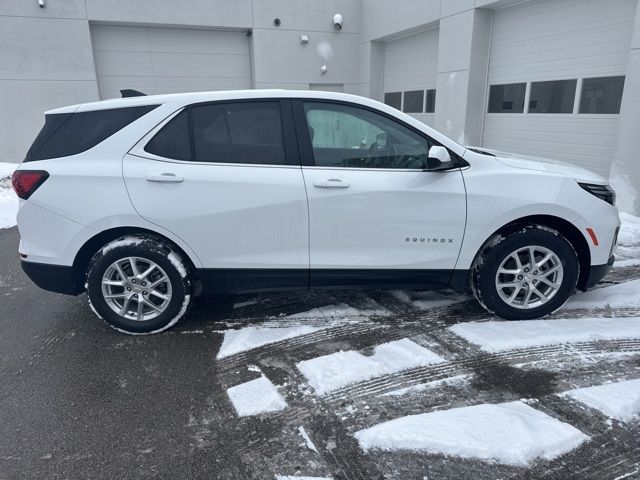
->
{"left": 25, "top": 105, "right": 159, "bottom": 162}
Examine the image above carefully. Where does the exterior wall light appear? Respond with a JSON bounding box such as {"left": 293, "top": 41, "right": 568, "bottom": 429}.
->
{"left": 300, "top": 34, "right": 309, "bottom": 45}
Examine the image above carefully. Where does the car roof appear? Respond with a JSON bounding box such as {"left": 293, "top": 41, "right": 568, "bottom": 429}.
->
{"left": 46, "top": 90, "right": 373, "bottom": 114}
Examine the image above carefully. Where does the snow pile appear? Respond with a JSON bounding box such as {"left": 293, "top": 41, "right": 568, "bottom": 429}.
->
{"left": 618, "top": 212, "right": 640, "bottom": 248}
{"left": 298, "top": 426, "right": 318, "bottom": 453}
{"left": 450, "top": 317, "right": 640, "bottom": 353}
{"left": 354, "top": 401, "right": 588, "bottom": 466}
{"left": 0, "top": 162, "right": 18, "bottom": 229}
{"left": 226, "top": 375, "right": 287, "bottom": 416}
{"left": 297, "top": 338, "right": 445, "bottom": 395}
{"left": 217, "top": 325, "right": 327, "bottom": 359}
{"left": 561, "top": 378, "right": 640, "bottom": 423}
{"left": 565, "top": 279, "right": 640, "bottom": 309}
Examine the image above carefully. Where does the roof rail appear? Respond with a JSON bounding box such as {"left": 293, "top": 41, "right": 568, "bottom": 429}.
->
{"left": 120, "top": 89, "right": 147, "bottom": 98}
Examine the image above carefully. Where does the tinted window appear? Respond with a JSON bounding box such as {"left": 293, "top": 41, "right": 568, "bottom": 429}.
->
{"left": 403, "top": 90, "right": 424, "bottom": 113}
{"left": 488, "top": 83, "right": 526, "bottom": 113}
{"left": 145, "top": 110, "right": 191, "bottom": 161}
{"left": 529, "top": 80, "right": 576, "bottom": 113}
{"left": 384, "top": 92, "right": 402, "bottom": 110}
{"left": 579, "top": 76, "right": 625, "bottom": 114}
{"left": 426, "top": 89, "right": 436, "bottom": 113}
{"left": 303, "top": 102, "right": 434, "bottom": 169}
{"left": 191, "top": 102, "right": 285, "bottom": 165}
{"left": 25, "top": 105, "right": 158, "bottom": 162}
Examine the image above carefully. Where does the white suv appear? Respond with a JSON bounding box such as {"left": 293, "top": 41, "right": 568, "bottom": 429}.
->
{"left": 13, "top": 90, "right": 620, "bottom": 334}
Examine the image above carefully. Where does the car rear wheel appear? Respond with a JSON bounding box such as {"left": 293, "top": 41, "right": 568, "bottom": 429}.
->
{"left": 86, "top": 235, "right": 192, "bottom": 334}
{"left": 471, "top": 226, "right": 579, "bottom": 320}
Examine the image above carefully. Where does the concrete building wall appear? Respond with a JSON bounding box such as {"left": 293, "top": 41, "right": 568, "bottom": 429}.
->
{"left": 1, "top": 0, "right": 639, "bottom": 212}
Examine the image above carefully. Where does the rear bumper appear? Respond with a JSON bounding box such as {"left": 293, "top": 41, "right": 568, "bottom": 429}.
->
{"left": 581, "top": 255, "right": 615, "bottom": 290}
{"left": 21, "top": 261, "right": 82, "bottom": 295}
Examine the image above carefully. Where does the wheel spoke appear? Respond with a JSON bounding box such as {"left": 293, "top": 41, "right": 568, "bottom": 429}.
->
{"left": 497, "top": 281, "right": 520, "bottom": 288}
{"left": 528, "top": 247, "right": 536, "bottom": 268}
{"left": 532, "top": 285, "right": 547, "bottom": 302}
{"left": 114, "top": 262, "right": 128, "bottom": 282}
{"left": 142, "top": 298, "right": 162, "bottom": 312}
{"left": 507, "top": 286, "right": 522, "bottom": 304}
{"left": 522, "top": 287, "right": 534, "bottom": 308}
{"left": 541, "top": 264, "right": 562, "bottom": 276}
{"left": 512, "top": 253, "right": 523, "bottom": 270}
{"left": 148, "top": 275, "right": 168, "bottom": 289}
{"left": 105, "top": 293, "right": 127, "bottom": 299}
{"left": 536, "top": 252, "right": 553, "bottom": 268}
{"left": 540, "top": 277, "right": 560, "bottom": 289}
{"left": 136, "top": 299, "right": 144, "bottom": 321}
{"left": 118, "top": 295, "right": 132, "bottom": 316}
{"left": 149, "top": 289, "right": 169, "bottom": 301}
{"left": 139, "top": 264, "right": 156, "bottom": 280}
{"left": 129, "top": 258, "right": 140, "bottom": 277}
{"left": 103, "top": 280, "right": 125, "bottom": 287}
{"left": 498, "top": 268, "right": 520, "bottom": 275}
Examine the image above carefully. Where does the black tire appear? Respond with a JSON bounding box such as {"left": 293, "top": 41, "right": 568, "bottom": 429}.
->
{"left": 471, "top": 225, "right": 579, "bottom": 320}
{"left": 86, "top": 235, "right": 192, "bottom": 334}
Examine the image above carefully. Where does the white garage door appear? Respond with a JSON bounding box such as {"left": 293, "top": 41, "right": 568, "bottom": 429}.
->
{"left": 91, "top": 24, "right": 251, "bottom": 100}
{"left": 382, "top": 29, "right": 439, "bottom": 126}
{"left": 482, "top": 0, "right": 636, "bottom": 177}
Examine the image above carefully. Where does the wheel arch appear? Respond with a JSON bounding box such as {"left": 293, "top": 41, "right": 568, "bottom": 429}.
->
{"left": 474, "top": 214, "right": 591, "bottom": 290}
{"left": 71, "top": 226, "right": 202, "bottom": 293}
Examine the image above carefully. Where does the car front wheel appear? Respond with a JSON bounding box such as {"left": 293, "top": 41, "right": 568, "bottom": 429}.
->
{"left": 86, "top": 235, "right": 192, "bottom": 334}
{"left": 471, "top": 225, "right": 579, "bottom": 320}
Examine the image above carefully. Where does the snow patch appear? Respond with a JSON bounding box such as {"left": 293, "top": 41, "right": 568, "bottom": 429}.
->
{"left": 391, "top": 290, "right": 464, "bottom": 310}
{"left": 380, "top": 374, "right": 471, "bottom": 397}
{"left": 298, "top": 426, "right": 318, "bottom": 453}
{"left": 283, "top": 303, "right": 385, "bottom": 320}
{"left": 0, "top": 162, "right": 18, "bottom": 229}
{"left": 618, "top": 212, "right": 640, "bottom": 247}
{"left": 102, "top": 237, "right": 144, "bottom": 254}
{"left": 565, "top": 279, "right": 640, "bottom": 309}
{"left": 167, "top": 251, "right": 188, "bottom": 278}
{"left": 354, "top": 401, "right": 588, "bottom": 466}
{"left": 226, "top": 375, "right": 287, "bottom": 417}
{"left": 217, "top": 325, "right": 326, "bottom": 359}
{"left": 450, "top": 317, "right": 640, "bottom": 353}
{"left": 560, "top": 378, "right": 640, "bottom": 423}
{"left": 297, "top": 338, "right": 445, "bottom": 395}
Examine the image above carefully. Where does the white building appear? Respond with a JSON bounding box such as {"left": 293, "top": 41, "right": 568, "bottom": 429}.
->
{"left": 1, "top": 0, "right": 639, "bottom": 212}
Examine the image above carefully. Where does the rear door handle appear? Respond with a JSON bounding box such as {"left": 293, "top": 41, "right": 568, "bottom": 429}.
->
{"left": 313, "top": 179, "right": 350, "bottom": 189}
{"left": 145, "top": 173, "right": 184, "bottom": 183}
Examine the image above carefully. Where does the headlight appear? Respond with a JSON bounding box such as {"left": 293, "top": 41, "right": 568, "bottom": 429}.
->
{"left": 578, "top": 182, "right": 616, "bottom": 206}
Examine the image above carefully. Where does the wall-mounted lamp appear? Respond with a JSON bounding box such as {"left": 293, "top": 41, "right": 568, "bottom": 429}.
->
{"left": 38, "top": 0, "right": 46, "bottom": 7}
{"left": 333, "top": 13, "right": 343, "bottom": 30}
{"left": 321, "top": 65, "right": 328, "bottom": 75}
{"left": 300, "top": 34, "right": 309, "bottom": 45}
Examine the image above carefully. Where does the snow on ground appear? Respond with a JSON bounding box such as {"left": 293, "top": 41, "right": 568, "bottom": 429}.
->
{"left": 297, "top": 338, "right": 445, "bottom": 395}
{"left": 226, "top": 375, "right": 287, "bottom": 416}
{"left": 284, "top": 303, "right": 386, "bottom": 319}
{"left": 565, "top": 279, "right": 640, "bottom": 309}
{"left": 0, "top": 162, "right": 18, "bottom": 229}
{"left": 275, "top": 476, "right": 332, "bottom": 480}
{"left": 380, "top": 374, "right": 472, "bottom": 397}
{"left": 298, "top": 426, "right": 319, "bottom": 453}
{"left": 391, "top": 290, "right": 465, "bottom": 310}
{"left": 217, "top": 325, "right": 327, "bottom": 359}
{"left": 560, "top": 378, "right": 640, "bottom": 423}
{"left": 354, "top": 401, "right": 589, "bottom": 467}
{"left": 616, "top": 212, "right": 640, "bottom": 260}
{"left": 450, "top": 317, "right": 640, "bottom": 353}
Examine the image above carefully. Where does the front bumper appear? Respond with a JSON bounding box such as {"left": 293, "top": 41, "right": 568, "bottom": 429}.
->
{"left": 21, "top": 261, "right": 82, "bottom": 296}
{"left": 581, "top": 255, "right": 615, "bottom": 291}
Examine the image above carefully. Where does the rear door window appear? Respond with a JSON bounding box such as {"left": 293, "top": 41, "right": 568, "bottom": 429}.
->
{"left": 25, "top": 105, "right": 159, "bottom": 162}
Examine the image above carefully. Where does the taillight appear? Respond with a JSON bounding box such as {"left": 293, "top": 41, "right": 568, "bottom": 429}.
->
{"left": 12, "top": 170, "right": 49, "bottom": 199}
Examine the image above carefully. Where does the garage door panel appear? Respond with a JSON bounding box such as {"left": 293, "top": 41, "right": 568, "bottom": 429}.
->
{"left": 92, "top": 24, "right": 251, "bottom": 99}
{"left": 147, "top": 28, "right": 249, "bottom": 55}
{"left": 150, "top": 52, "right": 250, "bottom": 77}
{"left": 91, "top": 25, "right": 151, "bottom": 52}
{"left": 482, "top": 0, "right": 635, "bottom": 176}
{"left": 93, "top": 50, "right": 153, "bottom": 76}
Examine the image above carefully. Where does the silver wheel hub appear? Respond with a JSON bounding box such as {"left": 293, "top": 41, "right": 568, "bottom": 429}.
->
{"left": 101, "top": 256, "right": 172, "bottom": 321}
{"left": 495, "top": 245, "right": 564, "bottom": 310}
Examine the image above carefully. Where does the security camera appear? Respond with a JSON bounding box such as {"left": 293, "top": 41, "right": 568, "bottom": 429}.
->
{"left": 333, "top": 13, "right": 343, "bottom": 30}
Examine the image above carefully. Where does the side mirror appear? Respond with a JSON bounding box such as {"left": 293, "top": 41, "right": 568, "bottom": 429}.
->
{"left": 427, "top": 146, "right": 455, "bottom": 171}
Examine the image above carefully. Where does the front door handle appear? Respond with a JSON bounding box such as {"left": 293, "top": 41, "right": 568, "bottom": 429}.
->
{"left": 313, "top": 179, "right": 350, "bottom": 189}
{"left": 145, "top": 173, "right": 184, "bottom": 183}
